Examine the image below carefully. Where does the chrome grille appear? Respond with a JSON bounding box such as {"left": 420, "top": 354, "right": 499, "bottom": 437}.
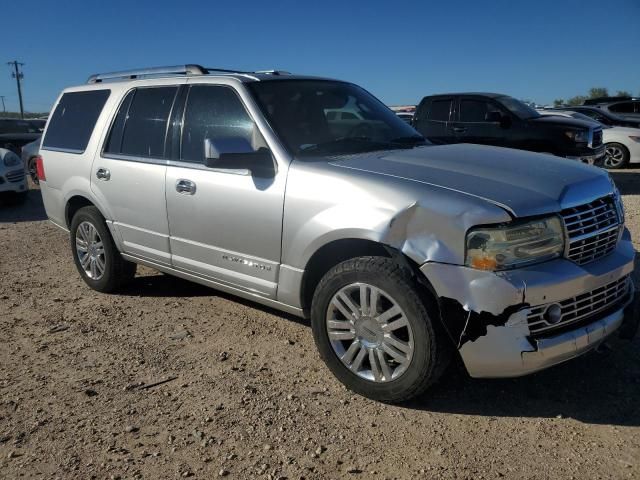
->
{"left": 5, "top": 169, "right": 25, "bottom": 183}
{"left": 561, "top": 196, "right": 619, "bottom": 265}
{"left": 527, "top": 276, "right": 631, "bottom": 335}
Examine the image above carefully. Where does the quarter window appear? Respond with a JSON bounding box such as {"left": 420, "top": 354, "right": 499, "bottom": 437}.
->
{"left": 105, "top": 87, "right": 178, "bottom": 158}
{"left": 43, "top": 90, "right": 110, "bottom": 153}
{"left": 180, "top": 85, "right": 259, "bottom": 163}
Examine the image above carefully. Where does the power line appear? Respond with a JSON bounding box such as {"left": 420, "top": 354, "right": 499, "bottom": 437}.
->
{"left": 7, "top": 61, "right": 25, "bottom": 119}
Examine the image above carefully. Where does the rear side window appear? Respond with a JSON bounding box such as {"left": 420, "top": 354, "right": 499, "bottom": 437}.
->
{"left": 43, "top": 90, "right": 110, "bottom": 153}
{"left": 105, "top": 86, "right": 177, "bottom": 158}
{"left": 429, "top": 99, "right": 452, "bottom": 121}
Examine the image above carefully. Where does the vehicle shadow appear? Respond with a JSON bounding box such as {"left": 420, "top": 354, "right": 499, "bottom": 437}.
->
{"left": 610, "top": 169, "right": 640, "bottom": 196}
{"left": 0, "top": 187, "right": 47, "bottom": 223}
{"left": 406, "top": 337, "right": 640, "bottom": 426}
{"left": 118, "top": 273, "right": 308, "bottom": 327}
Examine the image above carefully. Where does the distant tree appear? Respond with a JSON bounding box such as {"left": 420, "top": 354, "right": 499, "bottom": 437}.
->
{"left": 567, "top": 95, "right": 587, "bottom": 106}
{"left": 588, "top": 87, "right": 609, "bottom": 99}
{"left": 553, "top": 99, "right": 565, "bottom": 107}
{"left": 615, "top": 90, "right": 632, "bottom": 97}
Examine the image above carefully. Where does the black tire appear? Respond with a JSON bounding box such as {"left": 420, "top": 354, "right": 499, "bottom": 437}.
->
{"left": 69, "top": 206, "right": 136, "bottom": 293}
{"left": 604, "top": 143, "right": 630, "bottom": 169}
{"left": 311, "top": 256, "right": 451, "bottom": 403}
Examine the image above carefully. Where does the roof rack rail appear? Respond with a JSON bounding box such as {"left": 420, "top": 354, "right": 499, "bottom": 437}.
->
{"left": 254, "top": 70, "right": 291, "bottom": 75}
{"left": 86, "top": 64, "right": 208, "bottom": 84}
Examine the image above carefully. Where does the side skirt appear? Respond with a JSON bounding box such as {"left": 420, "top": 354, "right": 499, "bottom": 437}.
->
{"left": 121, "top": 253, "right": 305, "bottom": 318}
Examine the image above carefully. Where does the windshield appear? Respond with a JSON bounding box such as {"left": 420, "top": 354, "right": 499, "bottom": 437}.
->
{"left": 497, "top": 96, "right": 540, "bottom": 120}
{"left": 248, "top": 80, "right": 427, "bottom": 156}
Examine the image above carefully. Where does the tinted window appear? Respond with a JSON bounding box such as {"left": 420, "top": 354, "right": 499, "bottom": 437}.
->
{"left": 460, "top": 99, "right": 498, "bottom": 122}
{"left": 609, "top": 102, "right": 634, "bottom": 113}
{"left": 429, "top": 100, "right": 451, "bottom": 121}
{"left": 106, "top": 87, "right": 177, "bottom": 158}
{"left": 42, "top": 90, "right": 110, "bottom": 152}
{"left": 181, "top": 85, "right": 257, "bottom": 163}
{"left": 104, "top": 90, "right": 135, "bottom": 154}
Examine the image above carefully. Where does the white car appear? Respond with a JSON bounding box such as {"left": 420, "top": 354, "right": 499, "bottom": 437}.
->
{"left": 538, "top": 110, "right": 640, "bottom": 169}
{"left": 0, "top": 147, "right": 28, "bottom": 202}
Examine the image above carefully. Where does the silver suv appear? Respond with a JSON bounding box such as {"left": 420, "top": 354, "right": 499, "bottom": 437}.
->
{"left": 38, "top": 65, "right": 638, "bottom": 402}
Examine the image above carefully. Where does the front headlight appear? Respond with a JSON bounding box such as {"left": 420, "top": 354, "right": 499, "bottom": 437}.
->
{"left": 564, "top": 129, "right": 589, "bottom": 143}
{"left": 3, "top": 151, "right": 21, "bottom": 167}
{"left": 466, "top": 216, "right": 565, "bottom": 270}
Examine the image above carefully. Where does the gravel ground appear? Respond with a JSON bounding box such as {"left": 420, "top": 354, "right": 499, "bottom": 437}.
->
{"left": 1, "top": 170, "right": 639, "bottom": 480}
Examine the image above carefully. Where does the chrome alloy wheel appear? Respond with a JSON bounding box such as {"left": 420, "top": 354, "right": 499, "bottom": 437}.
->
{"left": 326, "top": 283, "right": 414, "bottom": 383}
{"left": 605, "top": 145, "right": 626, "bottom": 168}
{"left": 75, "top": 221, "right": 106, "bottom": 280}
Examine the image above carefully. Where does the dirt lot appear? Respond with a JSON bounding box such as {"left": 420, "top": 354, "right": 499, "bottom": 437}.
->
{"left": 1, "top": 170, "right": 639, "bottom": 480}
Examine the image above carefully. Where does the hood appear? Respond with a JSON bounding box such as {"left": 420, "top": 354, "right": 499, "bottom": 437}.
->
{"left": 529, "top": 115, "right": 597, "bottom": 129}
{"left": 328, "top": 144, "right": 614, "bottom": 218}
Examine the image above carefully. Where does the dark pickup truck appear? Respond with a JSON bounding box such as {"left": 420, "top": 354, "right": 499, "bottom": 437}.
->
{"left": 0, "top": 118, "right": 42, "bottom": 155}
{"left": 413, "top": 93, "right": 605, "bottom": 165}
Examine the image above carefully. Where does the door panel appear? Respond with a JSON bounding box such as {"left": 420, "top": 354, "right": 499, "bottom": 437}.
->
{"left": 90, "top": 84, "right": 182, "bottom": 264}
{"left": 165, "top": 84, "right": 285, "bottom": 298}
{"left": 413, "top": 98, "right": 454, "bottom": 144}
{"left": 456, "top": 98, "right": 506, "bottom": 146}
{"left": 166, "top": 166, "right": 285, "bottom": 296}
{"left": 91, "top": 159, "right": 170, "bottom": 263}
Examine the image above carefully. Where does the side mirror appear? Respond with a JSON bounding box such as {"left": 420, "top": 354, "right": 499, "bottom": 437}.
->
{"left": 204, "top": 137, "right": 275, "bottom": 177}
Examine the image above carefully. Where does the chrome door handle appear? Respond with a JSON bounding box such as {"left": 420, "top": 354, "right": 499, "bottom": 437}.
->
{"left": 452, "top": 127, "right": 467, "bottom": 133}
{"left": 96, "top": 168, "right": 111, "bottom": 181}
{"left": 176, "top": 179, "right": 196, "bottom": 195}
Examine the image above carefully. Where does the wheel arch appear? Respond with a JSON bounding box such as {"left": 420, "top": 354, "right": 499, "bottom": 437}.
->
{"left": 299, "top": 237, "right": 440, "bottom": 316}
{"left": 64, "top": 194, "right": 110, "bottom": 229}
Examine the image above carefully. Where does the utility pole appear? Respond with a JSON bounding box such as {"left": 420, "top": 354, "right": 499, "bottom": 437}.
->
{"left": 8, "top": 61, "right": 25, "bottom": 119}
{"left": 0, "top": 95, "right": 5, "bottom": 113}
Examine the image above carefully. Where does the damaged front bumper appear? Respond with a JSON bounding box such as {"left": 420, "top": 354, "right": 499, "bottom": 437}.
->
{"left": 421, "top": 230, "right": 638, "bottom": 378}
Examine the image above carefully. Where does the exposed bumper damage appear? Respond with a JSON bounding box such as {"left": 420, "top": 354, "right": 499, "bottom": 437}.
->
{"left": 420, "top": 235, "right": 638, "bottom": 378}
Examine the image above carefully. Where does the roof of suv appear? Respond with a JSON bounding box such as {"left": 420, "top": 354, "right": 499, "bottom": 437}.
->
{"left": 422, "top": 92, "right": 508, "bottom": 99}
{"left": 82, "top": 64, "right": 335, "bottom": 86}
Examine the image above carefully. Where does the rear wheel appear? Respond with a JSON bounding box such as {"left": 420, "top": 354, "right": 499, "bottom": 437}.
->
{"left": 70, "top": 206, "right": 136, "bottom": 292}
{"left": 604, "top": 143, "right": 630, "bottom": 169}
{"left": 311, "top": 256, "right": 451, "bottom": 403}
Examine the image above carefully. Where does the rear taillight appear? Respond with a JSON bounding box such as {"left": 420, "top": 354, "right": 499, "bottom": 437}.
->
{"left": 35, "top": 155, "right": 46, "bottom": 181}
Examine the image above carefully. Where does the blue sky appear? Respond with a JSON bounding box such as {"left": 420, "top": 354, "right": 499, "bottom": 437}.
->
{"left": 2, "top": 0, "right": 639, "bottom": 113}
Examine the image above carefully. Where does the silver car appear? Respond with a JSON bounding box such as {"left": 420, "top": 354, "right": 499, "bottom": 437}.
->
{"left": 38, "top": 65, "right": 638, "bottom": 402}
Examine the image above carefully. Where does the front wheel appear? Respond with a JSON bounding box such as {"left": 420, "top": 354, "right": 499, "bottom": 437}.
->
{"left": 311, "top": 256, "right": 451, "bottom": 403}
{"left": 70, "top": 206, "right": 136, "bottom": 293}
{"left": 604, "top": 143, "right": 630, "bottom": 169}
